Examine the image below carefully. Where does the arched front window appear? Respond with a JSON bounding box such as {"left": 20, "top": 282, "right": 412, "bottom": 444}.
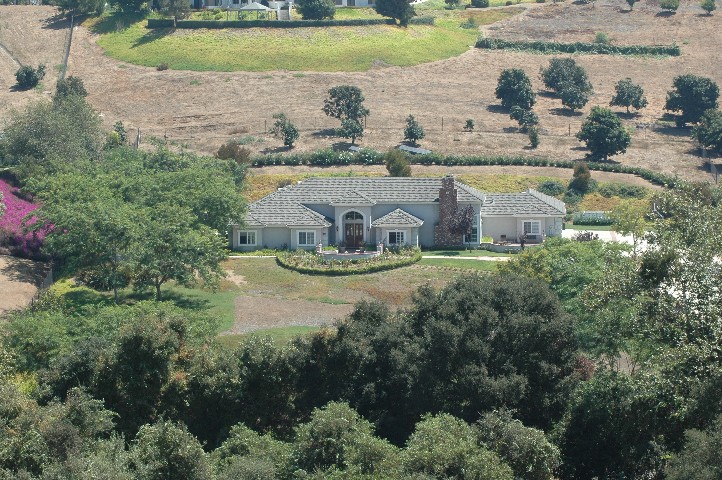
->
{"left": 344, "top": 211, "right": 363, "bottom": 221}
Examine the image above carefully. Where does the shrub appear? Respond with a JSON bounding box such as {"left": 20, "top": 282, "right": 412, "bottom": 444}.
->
{"left": 276, "top": 247, "right": 421, "bottom": 275}
{"left": 692, "top": 108, "right": 722, "bottom": 155}
{"left": 15, "top": 64, "right": 46, "bottom": 90}
{"left": 537, "top": 180, "right": 565, "bottom": 197}
{"left": 54, "top": 76, "right": 87, "bottom": 101}
{"left": 572, "top": 211, "right": 613, "bottom": 226}
{"left": 597, "top": 183, "right": 647, "bottom": 199}
{"left": 510, "top": 106, "right": 539, "bottom": 132}
{"left": 0, "top": 179, "right": 48, "bottom": 259}
{"left": 471, "top": 0, "right": 489, "bottom": 7}
{"left": 569, "top": 161, "right": 592, "bottom": 194}
{"left": 385, "top": 149, "right": 412, "bottom": 177}
{"left": 147, "top": 18, "right": 394, "bottom": 28}
{"left": 404, "top": 115, "right": 425, "bottom": 146}
{"left": 701, "top": 0, "right": 716, "bottom": 14}
{"left": 572, "top": 231, "right": 600, "bottom": 241}
{"left": 528, "top": 126, "right": 540, "bottom": 148}
{"left": 296, "top": 0, "right": 335, "bottom": 20}
{"left": 216, "top": 141, "right": 252, "bottom": 164}
{"left": 374, "top": 0, "right": 416, "bottom": 26}
{"left": 464, "top": 119, "right": 475, "bottom": 131}
{"left": 594, "top": 32, "right": 610, "bottom": 44}
{"left": 659, "top": 0, "right": 679, "bottom": 11}
{"left": 269, "top": 113, "right": 299, "bottom": 148}
{"left": 156, "top": 63, "right": 169, "bottom": 71}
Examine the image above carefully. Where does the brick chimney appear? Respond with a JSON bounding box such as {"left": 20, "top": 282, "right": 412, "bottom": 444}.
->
{"left": 434, "top": 175, "right": 463, "bottom": 246}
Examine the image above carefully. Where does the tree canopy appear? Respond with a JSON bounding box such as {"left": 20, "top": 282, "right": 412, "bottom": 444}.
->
{"left": 576, "top": 106, "right": 631, "bottom": 161}
{"left": 665, "top": 74, "right": 720, "bottom": 126}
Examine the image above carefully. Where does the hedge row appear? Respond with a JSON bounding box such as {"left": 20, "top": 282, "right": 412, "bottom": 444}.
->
{"left": 475, "top": 37, "right": 681, "bottom": 57}
{"left": 250, "top": 151, "right": 683, "bottom": 189}
{"left": 147, "top": 17, "right": 396, "bottom": 29}
{"left": 276, "top": 249, "right": 422, "bottom": 275}
{"left": 572, "top": 211, "right": 613, "bottom": 226}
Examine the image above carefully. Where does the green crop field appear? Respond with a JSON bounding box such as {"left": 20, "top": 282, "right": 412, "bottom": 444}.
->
{"left": 91, "top": 8, "right": 521, "bottom": 72}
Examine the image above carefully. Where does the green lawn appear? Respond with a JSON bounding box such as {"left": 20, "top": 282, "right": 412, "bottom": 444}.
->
{"left": 418, "top": 258, "right": 499, "bottom": 271}
{"left": 424, "top": 249, "right": 511, "bottom": 257}
{"left": 91, "top": 8, "right": 521, "bottom": 72}
{"left": 566, "top": 224, "right": 613, "bottom": 231}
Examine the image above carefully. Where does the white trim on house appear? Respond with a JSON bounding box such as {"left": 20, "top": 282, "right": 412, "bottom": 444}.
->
{"left": 238, "top": 230, "right": 257, "bottom": 246}
{"left": 388, "top": 230, "right": 406, "bottom": 245}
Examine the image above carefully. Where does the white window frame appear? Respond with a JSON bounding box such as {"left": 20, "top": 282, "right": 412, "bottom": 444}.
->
{"left": 522, "top": 220, "right": 541, "bottom": 235}
{"left": 238, "top": 230, "right": 257, "bottom": 246}
{"left": 388, "top": 231, "right": 405, "bottom": 245}
{"left": 297, "top": 230, "right": 316, "bottom": 247}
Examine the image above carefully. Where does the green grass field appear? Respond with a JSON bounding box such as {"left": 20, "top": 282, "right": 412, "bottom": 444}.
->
{"left": 565, "top": 223, "right": 613, "bottom": 231}
{"left": 419, "top": 258, "right": 499, "bottom": 271}
{"left": 91, "top": 8, "right": 521, "bottom": 72}
{"left": 218, "top": 326, "right": 324, "bottom": 348}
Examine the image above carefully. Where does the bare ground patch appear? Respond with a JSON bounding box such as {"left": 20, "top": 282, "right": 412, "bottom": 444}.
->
{"left": 226, "top": 295, "right": 354, "bottom": 334}
{"left": 0, "top": 255, "right": 49, "bottom": 316}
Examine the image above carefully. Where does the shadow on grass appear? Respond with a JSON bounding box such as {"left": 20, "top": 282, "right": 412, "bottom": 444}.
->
{"left": 311, "top": 128, "right": 338, "bottom": 138}
{"left": 132, "top": 28, "right": 174, "bottom": 48}
{"left": 63, "top": 288, "right": 115, "bottom": 312}
{"left": 43, "top": 12, "right": 72, "bottom": 31}
{"left": 124, "top": 288, "right": 212, "bottom": 311}
{"left": 655, "top": 10, "right": 676, "bottom": 17}
{"left": 486, "top": 104, "right": 508, "bottom": 114}
{"left": 550, "top": 108, "right": 583, "bottom": 117}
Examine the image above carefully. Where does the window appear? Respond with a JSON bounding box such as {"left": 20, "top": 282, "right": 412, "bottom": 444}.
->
{"left": 298, "top": 231, "right": 316, "bottom": 246}
{"left": 388, "top": 231, "right": 405, "bottom": 245}
{"left": 344, "top": 211, "right": 363, "bottom": 221}
{"left": 238, "top": 230, "right": 257, "bottom": 246}
{"left": 523, "top": 221, "right": 541, "bottom": 235}
{"left": 464, "top": 214, "right": 479, "bottom": 243}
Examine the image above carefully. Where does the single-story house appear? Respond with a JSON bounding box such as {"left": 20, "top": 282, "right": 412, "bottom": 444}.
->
{"left": 229, "top": 176, "right": 566, "bottom": 250}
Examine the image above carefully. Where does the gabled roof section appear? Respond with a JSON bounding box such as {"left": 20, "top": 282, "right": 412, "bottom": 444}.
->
{"left": 329, "top": 190, "right": 377, "bottom": 207}
{"left": 247, "top": 199, "right": 332, "bottom": 227}
{"left": 371, "top": 208, "right": 424, "bottom": 227}
{"left": 480, "top": 189, "right": 566, "bottom": 217}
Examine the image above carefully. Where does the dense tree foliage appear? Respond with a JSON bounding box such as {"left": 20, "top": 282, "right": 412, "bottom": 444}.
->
{"left": 296, "top": 0, "right": 335, "bottom": 20}
{"left": 539, "top": 58, "right": 593, "bottom": 105}
{"left": 692, "top": 108, "right": 722, "bottom": 154}
{"left": 270, "top": 113, "right": 300, "bottom": 148}
{"left": 665, "top": 74, "right": 720, "bottom": 126}
{"left": 576, "top": 106, "right": 631, "bottom": 161}
{"left": 384, "top": 149, "right": 412, "bottom": 176}
{"left": 610, "top": 78, "right": 648, "bottom": 113}
{"left": 374, "top": 0, "right": 415, "bottom": 26}
{"left": 322, "top": 85, "right": 370, "bottom": 123}
{"left": 495, "top": 68, "right": 536, "bottom": 110}
{"left": 403, "top": 115, "right": 425, "bottom": 146}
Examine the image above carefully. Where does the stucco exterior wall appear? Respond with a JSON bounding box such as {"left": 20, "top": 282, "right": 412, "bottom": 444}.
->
{"left": 261, "top": 227, "right": 291, "bottom": 249}
{"left": 481, "top": 217, "right": 519, "bottom": 243}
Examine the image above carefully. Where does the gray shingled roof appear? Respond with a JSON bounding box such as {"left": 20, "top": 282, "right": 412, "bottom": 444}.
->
{"left": 247, "top": 200, "right": 332, "bottom": 227}
{"left": 480, "top": 189, "right": 566, "bottom": 216}
{"left": 371, "top": 208, "right": 424, "bottom": 227}
{"left": 259, "top": 177, "right": 486, "bottom": 204}
{"left": 330, "top": 190, "right": 377, "bottom": 206}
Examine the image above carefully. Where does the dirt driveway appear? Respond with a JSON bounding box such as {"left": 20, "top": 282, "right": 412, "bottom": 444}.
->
{"left": 0, "top": 255, "right": 49, "bottom": 316}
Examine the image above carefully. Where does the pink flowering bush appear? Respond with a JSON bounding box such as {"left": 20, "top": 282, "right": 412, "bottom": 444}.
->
{"left": 0, "top": 178, "right": 49, "bottom": 258}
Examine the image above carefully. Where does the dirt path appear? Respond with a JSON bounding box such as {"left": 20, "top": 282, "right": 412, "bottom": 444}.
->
{"left": 225, "top": 295, "right": 354, "bottom": 334}
{"left": 0, "top": 255, "right": 49, "bottom": 316}
{"left": 250, "top": 164, "right": 662, "bottom": 188}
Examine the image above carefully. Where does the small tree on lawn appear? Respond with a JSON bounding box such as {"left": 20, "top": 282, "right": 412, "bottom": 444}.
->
{"left": 449, "top": 205, "right": 475, "bottom": 248}
{"left": 54, "top": 76, "right": 87, "bottom": 102}
{"left": 374, "top": 0, "right": 416, "bottom": 26}
{"left": 528, "top": 125, "right": 540, "bottom": 149}
{"left": 404, "top": 115, "right": 425, "bottom": 146}
{"left": 692, "top": 108, "right": 722, "bottom": 155}
{"left": 610, "top": 201, "right": 649, "bottom": 253}
{"left": 158, "top": 0, "right": 190, "bottom": 27}
{"left": 384, "top": 150, "right": 411, "bottom": 177}
{"left": 665, "top": 74, "right": 720, "bottom": 126}
{"left": 338, "top": 118, "right": 364, "bottom": 145}
{"left": 296, "top": 0, "right": 335, "bottom": 20}
{"left": 701, "top": 0, "right": 716, "bottom": 14}
{"left": 495, "top": 68, "right": 536, "bottom": 110}
{"left": 610, "top": 78, "right": 648, "bottom": 114}
{"left": 576, "top": 106, "right": 631, "bottom": 161}
{"left": 540, "top": 58, "right": 592, "bottom": 95}
{"left": 569, "top": 161, "right": 592, "bottom": 194}
{"left": 270, "top": 113, "right": 299, "bottom": 148}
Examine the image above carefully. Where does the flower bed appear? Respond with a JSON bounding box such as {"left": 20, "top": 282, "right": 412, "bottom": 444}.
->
{"left": 276, "top": 247, "right": 421, "bottom": 275}
{"left": 0, "top": 178, "right": 48, "bottom": 258}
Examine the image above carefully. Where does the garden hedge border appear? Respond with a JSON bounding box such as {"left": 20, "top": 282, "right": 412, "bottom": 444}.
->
{"left": 276, "top": 250, "right": 422, "bottom": 275}
{"left": 475, "top": 37, "right": 681, "bottom": 57}
{"left": 249, "top": 151, "right": 684, "bottom": 189}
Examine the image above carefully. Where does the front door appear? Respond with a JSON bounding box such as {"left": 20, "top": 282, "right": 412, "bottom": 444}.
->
{"left": 345, "top": 223, "right": 363, "bottom": 247}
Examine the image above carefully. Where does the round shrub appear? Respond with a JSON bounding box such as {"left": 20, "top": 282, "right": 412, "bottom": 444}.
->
{"left": 537, "top": 180, "right": 566, "bottom": 197}
{"left": 472, "top": 0, "right": 490, "bottom": 7}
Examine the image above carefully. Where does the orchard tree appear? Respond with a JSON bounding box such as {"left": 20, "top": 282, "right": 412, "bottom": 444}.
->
{"left": 55, "top": 0, "right": 105, "bottom": 15}
{"left": 495, "top": 68, "right": 536, "bottom": 110}
{"left": 559, "top": 82, "right": 590, "bottom": 112}
{"left": 323, "top": 85, "right": 370, "bottom": 130}
{"left": 665, "top": 74, "right": 720, "bottom": 126}
{"left": 540, "top": 58, "right": 592, "bottom": 96}
{"left": 569, "top": 161, "right": 593, "bottom": 193}
{"left": 610, "top": 78, "right": 648, "bottom": 114}
{"left": 701, "top": 0, "right": 716, "bottom": 14}
{"left": 374, "top": 0, "right": 415, "bottom": 26}
{"left": 14, "top": 64, "right": 45, "bottom": 90}
{"left": 403, "top": 115, "right": 425, "bottom": 146}
{"left": 692, "top": 108, "right": 722, "bottom": 155}
{"left": 659, "top": 0, "right": 680, "bottom": 11}
{"left": 270, "top": 112, "right": 299, "bottom": 148}
{"left": 510, "top": 106, "right": 539, "bottom": 132}
{"left": 577, "top": 106, "right": 631, "bottom": 161}
{"left": 296, "top": 0, "right": 335, "bottom": 20}
{"left": 54, "top": 76, "right": 87, "bottom": 102}
{"left": 338, "top": 118, "right": 364, "bottom": 144}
